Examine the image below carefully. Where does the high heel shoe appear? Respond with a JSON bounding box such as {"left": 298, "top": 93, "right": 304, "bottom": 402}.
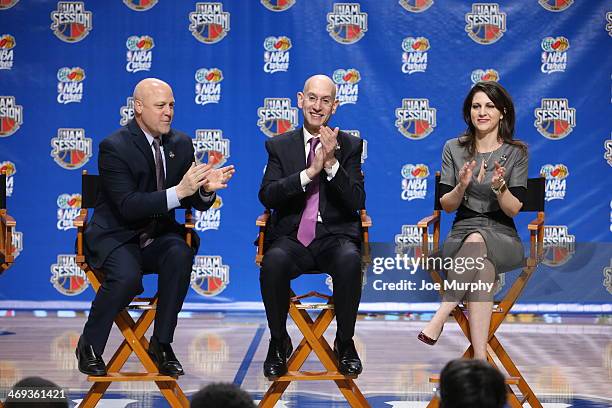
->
{"left": 417, "top": 326, "right": 443, "bottom": 346}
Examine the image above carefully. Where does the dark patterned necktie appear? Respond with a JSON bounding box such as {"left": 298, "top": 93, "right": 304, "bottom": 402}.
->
{"left": 152, "top": 138, "right": 165, "bottom": 191}
{"left": 140, "top": 138, "right": 165, "bottom": 247}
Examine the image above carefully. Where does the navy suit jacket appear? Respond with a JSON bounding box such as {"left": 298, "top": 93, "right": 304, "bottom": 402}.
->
{"left": 84, "top": 120, "right": 214, "bottom": 268}
{"left": 258, "top": 128, "right": 365, "bottom": 245}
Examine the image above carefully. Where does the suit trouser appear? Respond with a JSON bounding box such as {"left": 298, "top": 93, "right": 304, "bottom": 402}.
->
{"left": 260, "top": 225, "right": 362, "bottom": 343}
{"left": 83, "top": 233, "right": 194, "bottom": 355}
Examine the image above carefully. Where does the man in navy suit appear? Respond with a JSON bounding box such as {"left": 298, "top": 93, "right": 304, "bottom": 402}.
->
{"left": 259, "top": 75, "right": 366, "bottom": 378}
{"left": 76, "top": 78, "right": 234, "bottom": 377}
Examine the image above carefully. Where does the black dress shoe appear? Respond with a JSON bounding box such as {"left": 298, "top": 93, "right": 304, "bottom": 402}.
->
{"left": 334, "top": 338, "right": 362, "bottom": 376}
{"left": 263, "top": 337, "right": 293, "bottom": 379}
{"left": 75, "top": 336, "right": 107, "bottom": 376}
{"left": 148, "top": 336, "right": 184, "bottom": 377}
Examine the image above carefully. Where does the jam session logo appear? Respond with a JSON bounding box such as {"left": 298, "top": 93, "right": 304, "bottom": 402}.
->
{"left": 11, "top": 230, "right": 22, "bottom": 259}
{"left": 51, "top": 254, "right": 88, "bottom": 295}
{"left": 0, "top": 34, "right": 15, "bottom": 70}
{"left": 195, "top": 68, "right": 223, "bottom": 106}
{"left": 401, "top": 164, "right": 429, "bottom": 201}
{"left": 399, "top": 0, "right": 433, "bottom": 13}
{"left": 261, "top": 0, "right": 296, "bottom": 12}
{"left": 189, "top": 3, "right": 230, "bottom": 44}
{"left": 257, "top": 98, "right": 299, "bottom": 137}
{"left": 50, "top": 2, "right": 92, "bottom": 43}
{"left": 263, "top": 36, "right": 291, "bottom": 74}
{"left": 0, "top": 0, "right": 19, "bottom": 10}
{"left": 540, "top": 164, "right": 568, "bottom": 201}
{"left": 465, "top": 3, "right": 506, "bottom": 45}
{"left": 539, "top": 0, "right": 573, "bottom": 12}
{"left": 193, "top": 129, "right": 230, "bottom": 167}
{"left": 126, "top": 35, "right": 154, "bottom": 73}
{"left": 607, "top": 12, "right": 612, "bottom": 36}
{"left": 604, "top": 260, "right": 612, "bottom": 295}
{"left": 0, "top": 96, "right": 23, "bottom": 137}
{"left": 0, "top": 161, "right": 16, "bottom": 196}
{"left": 50, "top": 128, "right": 93, "bottom": 169}
{"left": 333, "top": 68, "right": 360, "bottom": 105}
{"left": 471, "top": 68, "right": 499, "bottom": 84}
{"left": 191, "top": 255, "right": 229, "bottom": 297}
{"left": 395, "top": 224, "right": 432, "bottom": 257}
{"left": 56, "top": 193, "right": 82, "bottom": 231}
{"left": 345, "top": 129, "right": 367, "bottom": 163}
{"left": 119, "top": 96, "right": 134, "bottom": 126}
{"left": 534, "top": 98, "right": 575, "bottom": 140}
{"left": 401, "top": 37, "right": 429, "bottom": 74}
{"left": 541, "top": 36, "right": 569, "bottom": 74}
{"left": 542, "top": 225, "right": 575, "bottom": 267}
{"left": 123, "top": 0, "right": 158, "bottom": 11}
{"left": 57, "top": 67, "right": 85, "bottom": 104}
{"left": 605, "top": 136, "right": 612, "bottom": 167}
{"left": 194, "top": 195, "right": 223, "bottom": 232}
{"left": 327, "top": 3, "right": 368, "bottom": 44}
{"left": 395, "top": 98, "right": 436, "bottom": 140}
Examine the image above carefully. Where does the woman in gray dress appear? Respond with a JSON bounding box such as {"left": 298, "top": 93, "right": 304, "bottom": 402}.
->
{"left": 418, "top": 81, "right": 528, "bottom": 360}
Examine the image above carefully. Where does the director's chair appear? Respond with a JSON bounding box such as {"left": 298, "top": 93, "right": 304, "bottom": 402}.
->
{"left": 418, "top": 172, "right": 545, "bottom": 408}
{"left": 74, "top": 170, "right": 190, "bottom": 408}
{"left": 255, "top": 208, "right": 372, "bottom": 408}
{"left": 0, "top": 172, "right": 16, "bottom": 275}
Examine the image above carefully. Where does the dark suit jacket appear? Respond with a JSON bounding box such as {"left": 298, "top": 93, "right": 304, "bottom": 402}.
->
{"left": 84, "top": 119, "right": 214, "bottom": 269}
{"left": 258, "top": 128, "right": 365, "bottom": 245}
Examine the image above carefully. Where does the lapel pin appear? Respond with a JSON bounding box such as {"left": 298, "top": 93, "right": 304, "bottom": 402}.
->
{"left": 169, "top": 151, "right": 175, "bottom": 158}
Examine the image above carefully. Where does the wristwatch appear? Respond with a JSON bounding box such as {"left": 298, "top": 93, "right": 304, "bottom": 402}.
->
{"left": 491, "top": 179, "right": 507, "bottom": 195}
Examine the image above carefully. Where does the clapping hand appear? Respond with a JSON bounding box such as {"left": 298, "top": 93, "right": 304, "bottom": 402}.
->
{"left": 491, "top": 161, "right": 505, "bottom": 189}
{"left": 459, "top": 160, "right": 477, "bottom": 189}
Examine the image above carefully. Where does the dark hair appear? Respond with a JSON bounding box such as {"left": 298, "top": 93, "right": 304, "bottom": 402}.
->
{"left": 439, "top": 359, "right": 506, "bottom": 408}
{"left": 190, "top": 382, "right": 255, "bottom": 408}
{"left": 4, "top": 377, "right": 68, "bottom": 408}
{"left": 460, "top": 81, "right": 527, "bottom": 158}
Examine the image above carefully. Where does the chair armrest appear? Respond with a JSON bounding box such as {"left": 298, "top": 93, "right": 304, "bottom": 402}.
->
{"left": 528, "top": 214, "right": 545, "bottom": 230}
{"left": 360, "top": 209, "right": 372, "bottom": 228}
{"left": 184, "top": 209, "right": 195, "bottom": 229}
{"left": 417, "top": 213, "right": 439, "bottom": 229}
{"left": 256, "top": 210, "right": 270, "bottom": 227}
{"left": 73, "top": 209, "right": 89, "bottom": 228}
{"left": 0, "top": 212, "right": 16, "bottom": 228}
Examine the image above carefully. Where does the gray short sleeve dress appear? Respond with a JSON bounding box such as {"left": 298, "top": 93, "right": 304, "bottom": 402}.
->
{"left": 440, "top": 138, "right": 528, "bottom": 274}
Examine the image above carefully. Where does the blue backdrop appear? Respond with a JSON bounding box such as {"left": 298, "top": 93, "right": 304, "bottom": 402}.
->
{"left": 0, "top": 0, "right": 610, "bottom": 311}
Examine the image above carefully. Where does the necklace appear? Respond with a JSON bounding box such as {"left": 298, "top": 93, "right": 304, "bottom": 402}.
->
{"left": 480, "top": 150, "right": 495, "bottom": 169}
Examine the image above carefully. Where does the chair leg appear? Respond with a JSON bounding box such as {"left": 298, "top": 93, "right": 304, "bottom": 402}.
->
{"left": 79, "top": 382, "right": 110, "bottom": 408}
{"left": 258, "top": 381, "right": 291, "bottom": 408}
{"left": 489, "top": 335, "right": 543, "bottom": 408}
{"left": 156, "top": 381, "right": 189, "bottom": 408}
{"left": 426, "top": 396, "right": 440, "bottom": 408}
{"left": 335, "top": 379, "right": 370, "bottom": 407}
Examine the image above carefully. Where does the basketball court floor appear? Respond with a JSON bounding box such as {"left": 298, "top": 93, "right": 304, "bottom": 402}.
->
{"left": 0, "top": 311, "right": 610, "bottom": 407}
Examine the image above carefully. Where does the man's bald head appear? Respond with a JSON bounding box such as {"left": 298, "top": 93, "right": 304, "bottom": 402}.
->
{"left": 133, "top": 78, "right": 172, "bottom": 101}
{"left": 132, "top": 78, "right": 175, "bottom": 137}
{"left": 303, "top": 74, "right": 336, "bottom": 100}
{"left": 297, "top": 74, "right": 339, "bottom": 134}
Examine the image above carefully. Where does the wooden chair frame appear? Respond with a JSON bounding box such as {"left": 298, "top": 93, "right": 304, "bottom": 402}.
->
{"left": 419, "top": 173, "right": 545, "bottom": 408}
{"left": 0, "top": 173, "right": 16, "bottom": 274}
{"left": 74, "top": 171, "right": 192, "bottom": 408}
{"left": 255, "top": 209, "right": 372, "bottom": 408}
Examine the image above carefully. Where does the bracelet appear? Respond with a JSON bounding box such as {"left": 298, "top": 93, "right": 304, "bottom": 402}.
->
{"left": 491, "top": 179, "right": 507, "bottom": 195}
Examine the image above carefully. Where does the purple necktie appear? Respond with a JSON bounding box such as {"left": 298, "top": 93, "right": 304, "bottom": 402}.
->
{"left": 297, "top": 137, "right": 320, "bottom": 247}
